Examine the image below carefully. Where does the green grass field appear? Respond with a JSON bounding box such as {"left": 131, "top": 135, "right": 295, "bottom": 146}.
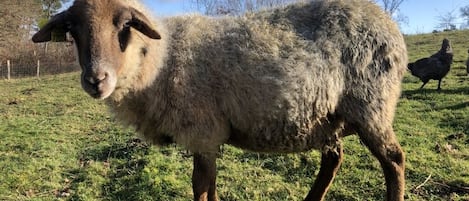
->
{"left": 1, "top": 30, "right": 468, "bottom": 201}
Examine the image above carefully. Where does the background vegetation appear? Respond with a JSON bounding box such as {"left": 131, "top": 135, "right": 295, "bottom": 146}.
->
{"left": 0, "top": 26, "right": 468, "bottom": 200}
{"left": 0, "top": 0, "right": 76, "bottom": 79}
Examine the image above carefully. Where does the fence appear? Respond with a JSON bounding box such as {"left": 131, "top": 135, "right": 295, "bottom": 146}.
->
{"left": 0, "top": 59, "right": 79, "bottom": 79}
{"left": 1, "top": 41, "right": 79, "bottom": 79}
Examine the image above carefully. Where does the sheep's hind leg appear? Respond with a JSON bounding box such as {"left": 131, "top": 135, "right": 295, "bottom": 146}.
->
{"left": 357, "top": 128, "right": 405, "bottom": 201}
{"left": 304, "top": 144, "right": 343, "bottom": 201}
{"left": 192, "top": 153, "right": 218, "bottom": 201}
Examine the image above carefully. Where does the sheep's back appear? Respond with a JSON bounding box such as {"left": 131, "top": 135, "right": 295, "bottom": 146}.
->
{"left": 161, "top": 0, "right": 407, "bottom": 152}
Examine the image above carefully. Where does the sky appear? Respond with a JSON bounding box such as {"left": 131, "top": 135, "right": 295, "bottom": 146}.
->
{"left": 141, "top": 0, "right": 469, "bottom": 35}
{"left": 397, "top": 0, "right": 469, "bottom": 34}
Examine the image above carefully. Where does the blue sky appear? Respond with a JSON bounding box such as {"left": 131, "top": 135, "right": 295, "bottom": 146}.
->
{"left": 397, "top": 0, "right": 469, "bottom": 34}
{"left": 142, "top": 0, "right": 469, "bottom": 35}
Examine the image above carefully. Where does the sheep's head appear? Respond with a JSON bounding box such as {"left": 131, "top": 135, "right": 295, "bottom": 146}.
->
{"left": 32, "top": 0, "right": 161, "bottom": 99}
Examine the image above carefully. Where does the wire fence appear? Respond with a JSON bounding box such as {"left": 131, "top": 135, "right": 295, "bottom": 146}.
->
{"left": 0, "top": 59, "right": 79, "bottom": 79}
{"left": 0, "top": 40, "right": 79, "bottom": 79}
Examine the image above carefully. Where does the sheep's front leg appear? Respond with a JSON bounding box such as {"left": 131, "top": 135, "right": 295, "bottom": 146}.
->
{"left": 193, "top": 153, "right": 218, "bottom": 201}
{"left": 304, "top": 144, "right": 343, "bottom": 201}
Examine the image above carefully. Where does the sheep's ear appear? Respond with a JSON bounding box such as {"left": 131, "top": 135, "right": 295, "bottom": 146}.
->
{"left": 32, "top": 11, "right": 68, "bottom": 43}
{"left": 129, "top": 8, "right": 161, "bottom": 40}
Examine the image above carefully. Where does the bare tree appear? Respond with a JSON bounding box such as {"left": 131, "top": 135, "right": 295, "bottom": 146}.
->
{"left": 436, "top": 10, "right": 458, "bottom": 31}
{"left": 0, "top": 0, "right": 70, "bottom": 58}
{"left": 460, "top": 5, "right": 469, "bottom": 29}
{"left": 378, "top": 0, "right": 404, "bottom": 16}
{"left": 0, "top": 0, "right": 41, "bottom": 60}
{"left": 374, "top": 0, "right": 408, "bottom": 26}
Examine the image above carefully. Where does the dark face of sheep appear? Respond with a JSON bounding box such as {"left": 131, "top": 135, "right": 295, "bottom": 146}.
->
{"left": 32, "top": 0, "right": 161, "bottom": 99}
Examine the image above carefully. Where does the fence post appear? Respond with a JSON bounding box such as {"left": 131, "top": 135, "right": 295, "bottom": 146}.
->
{"left": 37, "top": 60, "right": 40, "bottom": 78}
{"left": 7, "top": 60, "right": 10, "bottom": 80}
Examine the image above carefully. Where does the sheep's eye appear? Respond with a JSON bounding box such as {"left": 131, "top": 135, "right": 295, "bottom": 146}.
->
{"left": 119, "top": 20, "right": 132, "bottom": 51}
{"left": 122, "top": 20, "right": 131, "bottom": 29}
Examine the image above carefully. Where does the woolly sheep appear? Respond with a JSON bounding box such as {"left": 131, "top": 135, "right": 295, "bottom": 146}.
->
{"left": 408, "top": 38, "right": 453, "bottom": 90}
{"left": 32, "top": 0, "right": 408, "bottom": 200}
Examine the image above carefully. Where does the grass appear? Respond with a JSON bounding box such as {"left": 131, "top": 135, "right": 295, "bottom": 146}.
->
{"left": 1, "top": 30, "right": 468, "bottom": 201}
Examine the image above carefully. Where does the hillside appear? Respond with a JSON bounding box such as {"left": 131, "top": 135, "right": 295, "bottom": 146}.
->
{"left": 0, "top": 30, "right": 468, "bottom": 201}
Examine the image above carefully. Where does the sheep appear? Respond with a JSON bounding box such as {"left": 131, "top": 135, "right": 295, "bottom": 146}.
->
{"left": 32, "top": 0, "right": 408, "bottom": 200}
{"left": 408, "top": 38, "right": 453, "bottom": 90}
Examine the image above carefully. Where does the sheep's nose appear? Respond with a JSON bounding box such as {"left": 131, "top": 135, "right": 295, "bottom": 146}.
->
{"left": 85, "top": 72, "right": 108, "bottom": 86}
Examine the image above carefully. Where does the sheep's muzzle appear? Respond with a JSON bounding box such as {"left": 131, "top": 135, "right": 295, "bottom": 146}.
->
{"left": 81, "top": 66, "right": 117, "bottom": 99}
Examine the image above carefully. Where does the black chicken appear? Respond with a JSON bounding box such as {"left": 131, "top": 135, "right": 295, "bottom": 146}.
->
{"left": 408, "top": 38, "right": 453, "bottom": 90}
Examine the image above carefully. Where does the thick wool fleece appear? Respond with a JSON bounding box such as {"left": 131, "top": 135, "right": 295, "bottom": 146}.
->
{"left": 108, "top": 0, "right": 407, "bottom": 154}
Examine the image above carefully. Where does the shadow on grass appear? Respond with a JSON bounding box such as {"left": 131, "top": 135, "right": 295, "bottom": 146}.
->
{"left": 64, "top": 138, "right": 192, "bottom": 201}
{"left": 97, "top": 139, "right": 160, "bottom": 201}
{"left": 401, "top": 86, "right": 469, "bottom": 114}
{"left": 235, "top": 151, "right": 319, "bottom": 181}
{"left": 64, "top": 138, "right": 162, "bottom": 201}
{"left": 402, "top": 86, "right": 469, "bottom": 98}
{"left": 437, "top": 101, "right": 469, "bottom": 111}
{"left": 231, "top": 151, "right": 380, "bottom": 200}
{"left": 81, "top": 138, "right": 150, "bottom": 161}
